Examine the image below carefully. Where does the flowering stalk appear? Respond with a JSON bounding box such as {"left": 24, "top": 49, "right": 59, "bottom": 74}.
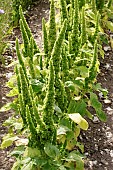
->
{"left": 19, "top": 6, "right": 40, "bottom": 54}
{"left": 20, "top": 19, "right": 29, "bottom": 58}
{"left": 43, "top": 60, "right": 56, "bottom": 144}
{"left": 71, "top": 0, "right": 79, "bottom": 58}
{"left": 16, "top": 38, "right": 29, "bottom": 84}
{"left": 48, "top": 0, "right": 56, "bottom": 54}
{"left": 28, "top": 37, "right": 36, "bottom": 79}
{"left": 42, "top": 18, "right": 49, "bottom": 68}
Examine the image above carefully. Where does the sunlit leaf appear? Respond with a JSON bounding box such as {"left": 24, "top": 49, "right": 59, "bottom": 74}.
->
{"left": 106, "top": 21, "right": 113, "bottom": 32}
{"left": 24, "top": 147, "right": 40, "bottom": 158}
{"left": 0, "top": 102, "right": 12, "bottom": 112}
{"left": 68, "top": 113, "right": 88, "bottom": 130}
{"left": 57, "top": 125, "right": 71, "bottom": 136}
{"left": 6, "top": 87, "right": 18, "bottom": 97}
{"left": 1, "top": 135, "right": 19, "bottom": 149}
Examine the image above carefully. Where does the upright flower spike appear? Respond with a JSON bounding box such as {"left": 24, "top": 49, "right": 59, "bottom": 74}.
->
{"left": 19, "top": 6, "right": 40, "bottom": 54}
{"left": 43, "top": 60, "right": 56, "bottom": 143}
{"left": 60, "top": 0, "right": 68, "bottom": 23}
{"left": 85, "top": 40, "right": 98, "bottom": 88}
{"left": 71, "top": 0, "right": 79, "bottom": 58}
{"left": 26, "top": 105, "right": 37, "bottom": 136}
{"left": 52, "top": 19, "right": 67, "bottom": 76}
{"left": 71, "top": 0, "right": 75, "bottom": 8}
{"left": 19, "top": 66, "right": 30, "bottom": 106}
{"left": 81, "top": 7, "right": 87, "bottom": 46}
{"left": 89, "top": 40, "right": 98, "bottom": 79}
{"left": 43, "top": 60, "right": 55, "bottom": 122}
{"left": 78, "top": 0, "right": 85, "bottom": 9}
{"left": 15, "top": 66, "right": 21, "bottom": 93}
{"left": 28, "top": 86, "right": 37, "bottom": 127}
{"left": 61, "top": 46, "right": 69, "bottom": 82}
{"left": 19, "top": 94, "right": 27, "bottom": 125}
{"left": 55, "top": 78, "right": 66, "bottom": 112}
{"left": 20, "top": 19, "right": 30, "bottom": 58}
{"left": 16, "top": 38, "right": 29, "bottom": 84}
{"left": 40, "top": 55, "right": 43, "bottom": 70}
{"left": 29, "top": 85, "right": 34, "bottom": 100}
{"left": 42, "top": 18, "right": 49, "bottom": 68}
{"left": 28, "top": 37, "right": 36, "bottom": 79}
{"left": 92, "top": 0, "right": 97, "bottom": 14}
{"left": 96, "top": 0, "right": 105, "bottom": 12}
{"left": 32, "top": 99, "right": 45, "bottom": 128}
{"left": 93, "top": 12, "right": 100, "bottom": 42}
{"left": 48, "top": 0, "right": 57, "bottom": 53}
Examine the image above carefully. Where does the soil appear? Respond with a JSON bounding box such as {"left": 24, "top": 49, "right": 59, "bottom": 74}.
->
{"left": 0, "top": 1, "right": 113, "bottom": 170}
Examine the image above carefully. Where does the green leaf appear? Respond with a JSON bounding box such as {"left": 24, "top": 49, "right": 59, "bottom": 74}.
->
{"left": 1, "top": 135, "right": 19, "bottom": 149}
{"left": 90, "top": 92, "right": 102, "bottom": 109}
{"left": 77, "top": 66, "right": 89, "bottom": 78}
{"left": 68, "top": 100, "right": 77, "bottom": 114}
{"left": 30, "top": 79, "right": 43, "bottom": 93}
{"left": 68, "top": 100, "right": 87, "bottom": 116}
{"left": 54, "top": 105, "right": 62, "bottom": 114}
{"left": 59, "top": 165, "right": 66, "bottom": 170}
{"left": 33, "top": 157, "right": 47, "bottom": 167}
{"left": 76, "top": 142, "right": 84, "bottom": 153}
{"left": 68, "top": 113, "right": 89, "bottom": 130}
{"left": 106, "top": 21, "right": 113, "bottom": 32}
{"left": 21, "top": 161, "right": 33, "bottom": 170}
{"left": 96, "top": 109, "right": 107, "bottom": 122}
{"left": 65, "top": 151, "right": 84, "bottom": 170}
{"left": 10, "top": 146, "right": 25, "bottom": 157}
{"left": 6, "top": 87, "right": 18, "bottom": 97}
{"left": 57, "top": 125, "right": 71, "bottom": 136}
{"left": 85, "top": 110, "right": 93, "bottom": 120}
{"left": 0, "top": 102, "right": 12, "bottom": 112}
{"left": 44, "top": 143, "right": 60, "bottom": 158}
{"left": 24, "top": 147, "right": 41, "bottom": 158}
{"left": 65, "top": 81, "right": 75, "bottom": 91}
{"left": 11, "top": 161, "right": 21, "bottom": 170}
{"left": 6, "top": 75, "right": 17, "bottom": 88}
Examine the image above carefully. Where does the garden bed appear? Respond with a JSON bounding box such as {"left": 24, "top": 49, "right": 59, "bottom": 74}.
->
{"left": 0, "top": 1, "right": 113, "bottom": 170}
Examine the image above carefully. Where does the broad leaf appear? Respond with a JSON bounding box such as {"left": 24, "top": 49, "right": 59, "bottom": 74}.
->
{"left": 65, "top": 151, "right": 84, "bottom": 170}
{"left": 68, "top": 113, "right": 88, "bottom": 130}
{"left": 21, "top": 162, "right": 33, "bottom": 170}
{"left": 54, "top": 105, "right": 62, "bottom": 114}
{"left": 106, "top": 21, "right": 113, "bottom": 32}
{"left": 6, "top": 87, "right": 18, "bottom": 97}
{"left": 57, "top": 126, "right": 71, "bottom": 136}
{"left": 0, "top": 102, "right": 12, "bottom": 112}
{"left": 44, "top": 143, "right": 60, "bottom": 158}
{"left": 90, "top": 92, "right": 102, "bottom": 109}
{"left": 1, "top": 135, "right": 19, "bottom": 149}
{"left": 96, "top": 109, "right": 107, "bottom": 122}
{"left": 77, "top": 66, "right": 89, "bottom": 78}
{"left": 24, "top": 147, "right": 40, "bottom": 158}
{"left": 68, "top": 100, "right": 87, "bottom": 116}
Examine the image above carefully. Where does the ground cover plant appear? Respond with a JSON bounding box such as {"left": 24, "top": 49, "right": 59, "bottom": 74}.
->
{"left": 0, "top": 0, "right": 113, "bottom": 169}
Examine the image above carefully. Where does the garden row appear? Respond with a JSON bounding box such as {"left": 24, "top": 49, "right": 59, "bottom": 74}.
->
{"left": 0, "top": 0, "right": 113, "bottom": 170}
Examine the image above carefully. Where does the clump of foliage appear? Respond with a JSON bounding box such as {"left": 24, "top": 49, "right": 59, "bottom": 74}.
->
{"left": 0, "top": 0, "right": 113, "bottom": 169}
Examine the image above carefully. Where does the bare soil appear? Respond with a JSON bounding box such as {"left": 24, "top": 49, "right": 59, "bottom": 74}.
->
{"left": 0, "top": 1, "right": 113, "bottom": 170}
